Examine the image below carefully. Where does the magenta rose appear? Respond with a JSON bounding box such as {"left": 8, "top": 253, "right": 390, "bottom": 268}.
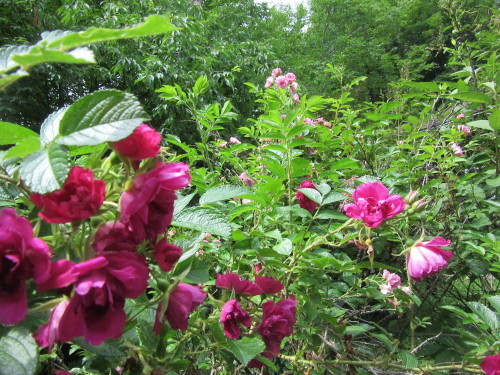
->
{"left": 0, "top": 208, "right": 52, "bottom": 324}
{"left": 92, "top": 222, "right": 137, "bottom": 253}
{"left": 153, "top": 282, "right": 206, "bottom": 333}
{"left": 120, "top": 162, "right": 190, "bottom": 243}
{"left": 112, "top": 123, "right": 162, "bottom": 160}
{"left": 30, "top": 166, "right": 106, "bottom": 224}
{"left": 220, "top": 299, "right": 251, "bottom": 339}
{"left": 154, "top": 239, "right": 182, "bottom": 271}
{"left": 216, "top": 272, "right": 263, "bottom": 296}
{"left": 255, "top": 276, "right": 284, "bottom": 295}
{"left": 343, "top": 181, "right": 406, "bottom": 227}
{"left": 481, "top": 353, "right": 500, "bottom": 375}
{"left": 296, "top": 180, "right": 319, "bottom": 213}
{"left": 35, "top": 251, "right": 149, "bottom": 347}
{"left": 407, "top": 237, "right": 453, "bottom": 282}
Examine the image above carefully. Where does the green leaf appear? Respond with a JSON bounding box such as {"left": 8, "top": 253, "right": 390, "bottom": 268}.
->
{"left": 0, "top": 71, "right": 28, "bottom": 91}
{"left": 173, "top": 207, "right": 232, "bottom": 237}
{"left": 487, "top": 296, "right": 500, "bottom": 314}
{"left": 298, "top": 187, "right": 322, "bottom": 204}
{"left": 46, "top": 15, "right": 178, "bottom": 51}
{"left": 199, "top": 185, "right": 251, "bottom": 205}
{"left": 273, "top": 238, "right": 293, "bottom": 255}
{"left": 227, "top": 336, "right": 265, "bottom": 366}
{"left": 399, "top": 350, "right": 418, "bottom": 369}
{"left": 173, "top": 193, "right": 196, "bottom": 216}
{"left": 0, "top": 121, "right": 39, "bottom": 145}
{"left": 0, "top": 45, "right": 30, "bottom": 73}
{"left": 291, "top": 157, "right": 311, "bottom": 178}
{"left": 0, "top": 327, "right": 38, "bottom": 375}
{"left": 20, "top": 144, "right": 69, "bottom": 193}
{"left": 4, "top": 137, "right": 40, "bottom": 159}
{"left": 11, "top": 47, "right": 95, "bottom": 69}
{"left": 451, "top": 91, "right": 492, "bottom": 104}
{"left": 467, "top": 302, "right": 498, "bottom": 330}
{"left": 193, "top": 75, "right": 209, "bottom": 96}
{"left": 323, "top": 191, "right": 347, "bottom": 205}
{"left": 40, "top": 107, "right": 68, "bottom": 146}
{"left": 489, "top": 109, "right": 500, "bottom": 130}
{"left": 401, "top": 81, "right": 441, "bottom": 92}
{"left": 467, "top": 120, "right": 493, "bottom": 131}
{"left": 58, "top": 90, "right": 148, "bottom": 146}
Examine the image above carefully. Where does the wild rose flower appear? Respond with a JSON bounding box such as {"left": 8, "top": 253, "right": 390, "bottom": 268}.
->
{"left": 220, "top": 299, "right": 251, "bottom": 339}
{"left": 264, "top": 77, "right": 274, "bottom": 88}
{"left": 239, "top": 172, "right": 255, "bottom": 187}
{"left": 292, "top": 93, "right": 300, "bottom": 104}
{"left": 154, "top": 239, "right": 182, "bottom": 272}
{"left": 216, "top": 272, "right": 263, "bottom": 296}
{"left": 323, "top": 121, "right": 332, "bottom": 128}
{"left": 290, "top": 81, "right": 298, "bottom": 93}
{"left": 229, "top": 137, "right": 241, "bottom": 144}
{"left": 316, "top": 117, "right": 324, "bottom": 123}
{"left": 112, "top": 124, "right": 161, "bottom": 160}
{"left": 153, "top": 283, "right": 206, "bottom": 332}
{"left": 407, "top": 237, "right": 453, "bottom": 282}
{"left": 30, "top": 166, "right": 106, "bottom": 224}
{"left": 0, "top": 208, "right": 52, "bottom": 325}
{"left": 481, "top": 353, "right": 500, "bottom": 375}
{"left": 296, "top": 180, "right": 319, "bottom": 213}
{"left": 457, "top": 124, "right": 471, "bottom": 134}
{"left": 120, "top": 162, "right": 190, "bottom": 243}
{"left": 92, "top": 222, "right": 137, "bottom": 253}
{"left": 450, "top": 143, "right": 464, "bottom": 156}
{"left": 456, "top": 113, "right": 465, "bottom": 119}
{"left": 255, "top": 276, "right": 284, "bottom": 294}
{"left": 276, "top": 75, "right": 288, "bottom": 89}
{"left": 382, "top": 270, "right": 401, "bottom": 289}
{"left": 285, "top": 72, "right": 296, "bottom": 84}
{"left": 343, "top": 181, "right": 406, "bottom": 228}
{"left": 271, "top": 67, "right": 282, "bottom": 77}
{"left": 303, "top": 118, "right": 315, "bottom": 125}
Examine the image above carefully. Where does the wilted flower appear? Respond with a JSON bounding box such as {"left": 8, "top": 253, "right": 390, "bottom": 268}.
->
{"left": 30, "top": 166, "right": 106, "bottom": 224}
{"left": 216, "top": 272, "right": 263, "bottom": 296}
{"left": 407, "top": 237, "right": 453, "bottom": 281}
{"left": 255, "top": 276, "right": 284, "bottom": 295}
{"left": 457, "top": 124, "right": 471, "bottom": 134}
{"left": 480, "top": 353, "right": 500, "bottom": 375}
{"left": 450, "top": 143, "right": 464, "bottom": 156}
{"left": 343, "top": 181, "right": 406, "bottom": 228}
{"left": 292, "top": 93, "right": 300, "bottom": 103}
{"left": 296, "top": 180, "right": 319, "bottom": 213}
{"left": 112, "top": 124, "right": 161, "bottom": 160}
{"left": 220, "top": 299, "right": 251, "bottom": 339}
{"left": 92, "top": 222, "right": 137, "bottom": 253}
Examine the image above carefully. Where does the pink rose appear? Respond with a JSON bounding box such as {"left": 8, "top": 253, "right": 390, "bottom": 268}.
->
{"left": 264, "top": 77, "right": 274, "bottom": 88}
{"left": 120, "top": 162, "right": 190, "bottom": 243}
{"left": 292, "top": 93, "right": 300, "bottom": 104}
{"left": 285, "top": 72, "right": 296, "bottom": 84}
{"left": 112, "top": 124, "right": 161, "bottom": 160}
{"left": 0, "top": 208, "right": 52, "bottom": 324}
{"left": 481, "top": 353, "right": 500, "bottom": 375}
{"left": 92, "top": 222, "right": 137, "bottom": 253}
{"left": 216, "top": 272, "right": 263, "bottom": 296}
{"left": 30, "top": 166, "right": 106, "bottom": 224}
{"left": 456, "top": 113, "right": 465, "bottom": 119}
{"left": 153, "top": 283, "right": 205, "bottom": 332}
{"left": 275, "top": 75, "right": 288, "bottom": 89}
{"left": 239, "top": 172, "right": 255, "bottom": 187}
{"left": 255, "top": 276, "right": 284, "bottom": 295}
{"left": 382, "top": 270, "right": 401, "bottom": 288}
{"left": 220, "top": 299, "right": 251, "bottom": 339}
{"left": 343, "top": 181, "right": 406, "bottom": 228}
{"left": 407, "top": 237, "right": 453, "bottom": 281}
{"left": 296, "top": 180, "right": 319, "bottom": 213}
{"left": 457, "top": 124, "right": 471, "bottom": 134}
{"left": 303, "top": 118, "right": 315, "bottom": 125}
{"left": 450, "top": 143, "right": 464, "bottom": 156}
{"left": 154, "top": 239, "right": 182, "bottom": 271}
{"left": 271, "top": 68, "right": 282, "bottom": 77}
{"left": 229, "top": 137, "right": 241, "bottom": 144}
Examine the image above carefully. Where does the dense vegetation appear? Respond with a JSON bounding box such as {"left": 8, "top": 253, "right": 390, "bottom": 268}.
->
{"left": 0, "top": 0, "right": 498, "bottom": 374}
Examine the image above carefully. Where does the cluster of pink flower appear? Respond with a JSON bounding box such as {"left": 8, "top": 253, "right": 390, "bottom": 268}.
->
{"left": 450, "top": 142, "right": 464, "bottom": 156}
{"left": 303, "top": 117, "right": 331, "bottom": 128}
{"left": 380, "top": 270, "right": 411, "bottom": 295}
{"left": 218, "top": 137, "right": 242, "bottom": 148}
{"left": 264, "top": 68, "right": 300, "bottom": 103}
{"left": 216, "top": 272, "right": 297, "bottom": 368}
{"left": 239, "top": 172, "right": 255, "bottom": 187}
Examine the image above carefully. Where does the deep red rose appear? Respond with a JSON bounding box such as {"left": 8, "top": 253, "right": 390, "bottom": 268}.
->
{"left": 0, "top": 208, "right": 52, "bottom": 324}
{"left": 92, "top": 222, "right": 137, "bottom": 253}
{"left": 154, "top": 239, "right": 182, "bottom": 271}
{"left": 30, "top": 166, "right": 106, "bottom": 224}
{"left": 296, "top": 180, "right": 318, "bottom": 213}
{"left": 481, "top": 353, "right": 500, "bottom": 375}
{"left": 153, "top": 283, "right": 206, "bottom": 333}
{"left": 255, "top": 276, "right": 284, "bottom": 295}
{"left": 220, "top": 299, "right": 251, "bottom": 339}
{"left": 120, "top": 163, "right": 190, "bottom": 243}
{"left": 112, "top": 124, "right": 162, "bottom": 160}
{"left": 216, "top": 272, "right": 263, "bottom": 296}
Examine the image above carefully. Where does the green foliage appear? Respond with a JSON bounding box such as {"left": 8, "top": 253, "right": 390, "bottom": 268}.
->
{"left": 0, "top": 327, "right": 38, "bottom": 375}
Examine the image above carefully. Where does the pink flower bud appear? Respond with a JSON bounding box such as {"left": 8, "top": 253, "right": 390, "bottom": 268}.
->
{"left": 264, "top": 77, "right": 274, "bottom": 88}
{"left": 292, "top": 93, "right": 300, "bottom": 103}
{"left": 457, "top": 124, "right": 471, "bottom": 134}
{"left": 271, "top": 67, "right": 282, "bottom": 77}
{"left": 229, "top": 137, "right": 241, "bottom": 144}
{"left": 456, "top": 113, "right": 465, "bottom": 119}
{"left": 450, "top": 143, "right": 464, "bottom": 156}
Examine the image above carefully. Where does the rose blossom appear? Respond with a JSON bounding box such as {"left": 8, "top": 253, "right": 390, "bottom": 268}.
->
{"left": 481, "top": 353, "right": 500, "bottom": 375}
{"left": 0, "top": 208, "right": 52, "bottom": 324}
{"left": 343, "top": 181, "right": 406, "bottom": 228}
{"left": 382, "top": 270, "right": 401, "bottom": 288}
{"left": 457, "top": 124, "right": 471, "bottom": 134}
{"left": 456, "top": 113, "right": 465, "bottom": 119}
{"left": 264, "top": 77, "right": 274, "bottom": 88}
{"left": 239, "top": 172, "right": 255, "bottom": 187}
{"left": 407, "top": 237, "right": 453, "bottom": 281}
{"left": 296, "top": 180, "right": 319, "bottom": 213}
{"left": 153, "top": 283, "right": 206, "bottom": 332}
{"left": 30, "top": 166, "right": 106, "bottom": 224}
{"left": 154, "top": 239, "right": 182, "bottom": 272}
{"left": 276, "top": 75, "right": 288, "bottom": 89}
{"left": 271, "top": 67, "right": 282, "bottom": 77}
{"left": 112, "top": 124, "right": 161, "bottom": 160}
{"left": 303, "top": 118, "right": 315, "bottom": 125}
{"left": 255, "top": 276, "right": 284, "bottom": 294}
{"left": 285, "top": 72, "right": 296, "bottom": 84}
{"left": 292, "top": 93, "right": 300, "bottom": 104}
{"left": 229, "top": 137, "right": 241, "bottom": 144}
{"left": 216, "top": 272, "right": 263, "bottom": 296}
{"left": 450, "top": 143, "right": 464, "bottom": 156}
{"left": 120, "top": 162, "right": 190, "bottom": 243}
{"left": 220, "top": 299, "right": 251, "bottom": 339}
{"left": 92, "top": 222, "right": 137, "bottom": 253}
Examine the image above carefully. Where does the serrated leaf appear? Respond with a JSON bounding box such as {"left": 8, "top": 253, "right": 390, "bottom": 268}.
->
{"left": 173, "top": 193, "right": 196, "bottom": 216}
{"left": 291, "top": 157, "right": 311, "bottom": 178}
{"left": 399, "top": 350, "right": 418, "bottom": 369}
{"left": 40, "top": 107, "right": 68, "bottom": 146}
{"left": 199, "top": 185, "right": 251, "bottom": 205}
{"left": 323, "top": 191, "right": 347, "bottom": 204}
{"left": 58, "top": 90, "right": 147, "bottom": 146}
{"left": 273, "top": 238, "right": 293, "bottom": 255}
{"left": 467, "top": 302, "right": 498, "bottom": 330}
{"left": 20, "top": 144, "right": 69, "bottom": 193}
{"left": 11, "top": 47, "right": 95, "bottom": 68}
{"left": 0, "top": 327, "right": 38, "bottom": 375}
{"left": 0, "top": 121, "right": 39, "bottom": 145}
{"left": 298, "top": 187, "right": 322, "bottom": 204}
{"left": 4, "top": 137, "right": 40, "bottom": 159}
{"left": 172, "top": 207, "right": 232, "bottom": 237}
{"left": 227, "top": 336, "right": 265, "bottom": 366}
{"left": 451, "top": 91, "right": 492, "bottom": 104}
{"left": 467, "top": 120, "right": 493, "bottom": 131}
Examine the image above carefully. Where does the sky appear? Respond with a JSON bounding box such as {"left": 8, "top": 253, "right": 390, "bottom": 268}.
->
{"left": 254, "top": 0, "right": 308, "bottom": 8}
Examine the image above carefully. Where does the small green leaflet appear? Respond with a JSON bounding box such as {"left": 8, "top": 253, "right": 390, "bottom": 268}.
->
{"left": 227, "top": 336, "right": 265, "bottom": 366}
{"left": 199, "top": 185, "right": 251, "bottom": 205}
{"left": 173, "top": 207, "right": 232, "bottom": 237}
{"left": 0, "top": 327, "right": 38, "bottom": 375}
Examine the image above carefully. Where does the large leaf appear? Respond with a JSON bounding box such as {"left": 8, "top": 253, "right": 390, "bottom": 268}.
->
{"left": 40, "top": 107, "right": 68, "bottom": 146}
{"left": 398, "top": 350, "right": 418, "bottom": 369}
{"left": 20, "top": 144, "right": 69, "bottom": 193}
{"left": 227, "top": 336, "right": 265, "bottom": 366}
{"left": 57, "top": 90, "right": 148, "bottom": 146}
{"left": 467, "top": 302, "right": 498, "bottom": 330}
{"left": 172, "top": 207, "right": 232, "bottom": 237}
{"left": 0, "top": 327, "right": 38, "bottom": 375}
{"left": 451, "top": 91, "right": 492, "bottom": 104}
{"left": 199, "top": 185, "right": 251, "bottom": 205}
{"left": 0, "top": 121, "right": 39, "bottom": 145}
{"left": 4, "top": 137, "right": 40, "bottom": 159}
{"left": 298, "top": 187, "right": 322, "bottom": 204}
{"left": 11, "top": 47, "right": 95, "bottom": 69}
{"left": 467, "top": 120, "right": 493, "bottom": 131}
{"left": 489, "top": 109, "right": 500, "bottom": 130}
